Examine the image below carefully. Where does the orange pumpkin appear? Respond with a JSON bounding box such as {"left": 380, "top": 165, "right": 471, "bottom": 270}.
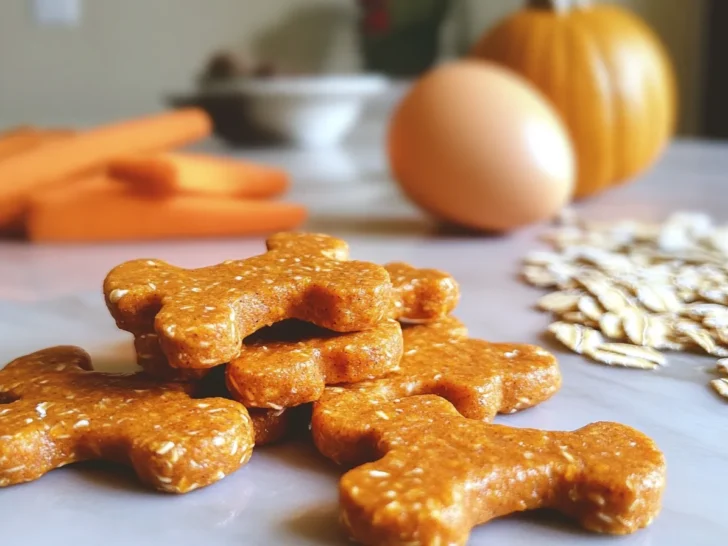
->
{"left": 471, "top": 0, "right": 677, "bottom": 198}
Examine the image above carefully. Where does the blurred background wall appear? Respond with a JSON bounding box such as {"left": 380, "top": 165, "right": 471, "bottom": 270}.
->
{"left": 0, "top": 0, "right": 706, "bottom": 134}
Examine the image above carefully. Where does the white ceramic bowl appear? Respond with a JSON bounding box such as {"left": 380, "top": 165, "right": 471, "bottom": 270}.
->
{"left": 203, "top": 74, "right": 389, "bottom": 148}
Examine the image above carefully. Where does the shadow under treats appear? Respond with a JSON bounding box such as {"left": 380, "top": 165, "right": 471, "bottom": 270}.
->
{"left": 261, "top": 439, "right": 342, "bottom": 480}
{"left": 284, "top": 503, "right": 348, "bottom": 546}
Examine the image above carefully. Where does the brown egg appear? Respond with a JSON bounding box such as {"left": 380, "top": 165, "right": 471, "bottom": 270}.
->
{"left": 388, "top": 60, "right": 575, "bottom": 232}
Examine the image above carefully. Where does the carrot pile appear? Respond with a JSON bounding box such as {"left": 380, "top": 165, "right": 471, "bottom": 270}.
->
{"left": 0, "top": 109, "right": 306, "bottom": 243}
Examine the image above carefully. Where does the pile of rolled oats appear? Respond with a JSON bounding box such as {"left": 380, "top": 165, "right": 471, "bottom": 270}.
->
{"left": 522, "top": 211, "right": 728, "bottom": 401}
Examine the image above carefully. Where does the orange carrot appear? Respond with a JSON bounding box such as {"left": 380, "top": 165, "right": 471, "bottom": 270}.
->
{"left": 0, "top": 126, "right": 35, "bottom": 139}
{"left": 26, "top": 176, "right": 307, "bottom": 243}
{"left": 108, "top": 152, "right": 289, "bottom": 199}
{"left": 0, "top": 127, "right": 73, "bottom": 161}
{"left": 0, "top": 108, "right": 211, "bottom": 229}
{"left": 0, "top": 126, "right": 34, "bottom": 135}
{"left": 0, "top": 128, "right": 75, "bottom": 235}
{"left": 0, "top": 126, "right": 35, "bottom": 158}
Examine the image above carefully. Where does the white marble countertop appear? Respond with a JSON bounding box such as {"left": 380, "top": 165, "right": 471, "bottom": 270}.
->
{"left": 1, "top": 122, "right": 727, "bottom": 545}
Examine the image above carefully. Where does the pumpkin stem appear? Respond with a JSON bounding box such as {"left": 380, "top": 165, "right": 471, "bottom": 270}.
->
{"left": 527, "top": 0, "right": 591, "bottom": 12}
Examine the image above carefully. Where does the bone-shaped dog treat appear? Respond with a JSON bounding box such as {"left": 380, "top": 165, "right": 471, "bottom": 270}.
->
{"left": 249, "top": 407, "right": 292, "bottom": 445}
{"left": 135, "top": 262, "right": 451, "bottom": 388}
{"left": 134, "top": 332, "right": 209, "bottom": 381}
{"left": 0, "top": 346, "right": 253, "bottom": 493}
{"left": 193, "top": 364, "right": 308, "bottom": 446}
{"left": 338, "top": 396, "right": 666, "bottom": 545}
{"left": 312, "top": 316, "right": 561, "bottom": 465}
{"left": 104, "top": 232, "right": 394, "bottom": 368}
{"left": 249, "top": 405, "right": 313, "bottom": 446}
{"left": 226, "top": 319, "right": 403, "bottom": 409}
{"left": 192, "top": 364, "right": 306, "bottom": 446}
{"left": 132, "top": 261, "right": 452, "bottom": 383}
{"left": 385, "top": 262, "right": 459, "bottom": 321}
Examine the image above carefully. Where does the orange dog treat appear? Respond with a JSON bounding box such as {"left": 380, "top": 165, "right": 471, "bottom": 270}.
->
{"left": 193, "top": 366, "right": 309, "bottom": 446}
{"left": 226, "top": 319, "right": 403, "bottom": 409}
{"left": 250, "top": 408, "right": 293, "bottom": 445}
{"left": 108, "top": 152, "right": 289, "bottom": 199}
{"left": 142, "top": 262, "right": 451, "bottom": 393}
{"left": 337, "top": 395, "right": 666, "bottom": 545}
{"left": 0, "top": 108, "right": 211, "bottom": 229}
{"left": 27, "top": 176, "right": 307, "bottom": 243}
{"left": 133, "top": 338, "right": 301, "bottom": 445}
{"left": 312, "top": 316, "right": 561, "bottom": 465}
{"left": 104, "top": 233, "right": 394, "bottom": 369}
{"left": 134, "top": 333, "right": 209, "bottom": 381}
{"left": 249, "top": 405, "right": 314, "bottom": 446}
{"left": 0, "top": 346, "right": 253, "bottom": 493}
{"left": 385, "top": 262, "right": 460, "bottom": 321}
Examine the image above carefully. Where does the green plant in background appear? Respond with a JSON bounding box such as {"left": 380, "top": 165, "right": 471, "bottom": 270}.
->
{"left": 357, "top": 0, "right": 451, "bottom": 76}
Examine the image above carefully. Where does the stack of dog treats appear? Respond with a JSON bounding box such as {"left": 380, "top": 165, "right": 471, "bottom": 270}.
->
{"left": 0, "top": 233, "right": 668, "bottom": 545}
{"left": 0, "top": 110, "right": 305, "bottom": 242}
